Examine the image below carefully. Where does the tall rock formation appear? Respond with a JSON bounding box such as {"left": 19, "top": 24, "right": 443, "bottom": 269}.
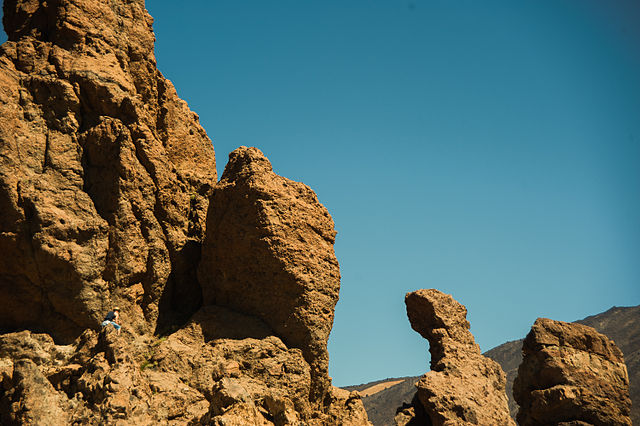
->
{"left": 0, "top": 2, "right": 371, "bottom": 423}
{"left": 198, "top": 146, "right": 341, "bottom": 404}
{"left": 513, "top": 317, "right": 632, "bottom": 426}
{"left": 0, "top": 0, "right": 216, "bottom": 342}
{"left": 396, "top": 289, "right": 514, "bottom": 426}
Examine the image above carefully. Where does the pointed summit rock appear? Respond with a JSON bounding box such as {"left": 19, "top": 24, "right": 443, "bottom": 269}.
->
{"left": 198, "top": 146, "right": 341, "bottom": 403}
{"left": 514, "top": 318, "right": 631, "bottom": 426}
{"left": 397, "top": 289, "right": 515, "bottom": 426}
{"left": 0, "top": 0, "right": 217, "bottom": 342}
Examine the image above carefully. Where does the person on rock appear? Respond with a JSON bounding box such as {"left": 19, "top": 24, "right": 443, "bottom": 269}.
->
{"left": 101, "top": 307, "right": 121, "bottom": 335}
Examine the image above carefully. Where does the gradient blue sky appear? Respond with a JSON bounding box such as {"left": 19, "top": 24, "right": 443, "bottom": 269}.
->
{"left": 2, "top": 1, "right": 639, "bottom": 387}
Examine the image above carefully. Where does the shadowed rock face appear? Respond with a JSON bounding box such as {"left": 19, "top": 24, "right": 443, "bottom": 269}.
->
{"left": 397, "top": 289, "right": 514, "bottom": 426}
{"left": 0, "top": 0, "right": 216, "bottom": 342}
{"left": 514, "top": 318, "right": 631, "bottom": 426}
{"left": 198, "top": 146, "right": 341, "bottom": 404}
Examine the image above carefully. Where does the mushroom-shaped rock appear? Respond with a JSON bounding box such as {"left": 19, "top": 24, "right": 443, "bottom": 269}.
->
{"left": 401, "top": 289, "right": 514, "bottom": 426}
{"left": 513, "top": 318, "right": 632, "bottom": 426}
{"left": 198, "top": 146, "right": 341, "bottom": 404}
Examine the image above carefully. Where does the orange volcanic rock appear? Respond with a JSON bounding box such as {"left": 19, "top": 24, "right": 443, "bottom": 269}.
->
{"left": 514, "top": 318, "right": 631, "bottom": 426}
{"left": 0, "top": 311, "right": 370, "bottom": 424}
{"left": 0, "top": 1, "right": 370, "bottom": 423}
{"left": 0, "top": 0, "right": 216, "bottom": 341}
{"left": 397, "top": 289, "right": 514, "bottom": 426}
{"left": 198, "top": 146, "right": 341, "bottom": 404}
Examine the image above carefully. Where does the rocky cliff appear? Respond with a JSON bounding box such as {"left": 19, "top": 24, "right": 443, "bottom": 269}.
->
{"left": 395, "top": 289, "right": 514, "bottom": 426}
{"left": 0, "top": 0, "right": 216, "bottom": 341}
{"left": 514, "top": 318, "right": 631, "bottom": 426}
{"left": 0, "top": 0, "right": 370, "bottom": 424}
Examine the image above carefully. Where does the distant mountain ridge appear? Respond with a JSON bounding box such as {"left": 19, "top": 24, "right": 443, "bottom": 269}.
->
{"left": 348, "top": 305, "right": 640, "bottom": 426}
{"left": 344, "top": 377, "right": 418, "bottom": 426}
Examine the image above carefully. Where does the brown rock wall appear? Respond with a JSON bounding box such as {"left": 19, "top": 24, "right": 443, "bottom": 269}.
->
{"left": 0, "top": 0, "right": 216, "bottom": 341}
{"left": 0, "top": 1, "right": 370, "bottom": 424}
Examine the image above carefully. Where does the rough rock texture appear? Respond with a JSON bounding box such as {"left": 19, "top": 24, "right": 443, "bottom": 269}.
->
{"left": 399, "top": 289, "right": 514, "bottom": 426}
{"left": 0, "top": 0, "right": 216, "bottom": 343}
{"left": 0, "top": 1, "right": 371, "bottom": 423}
{"left": 347, "top": 305, "right": 639, "bottom": 425}
{"left": 513, "top": 318, "right": 631, "bottom": 426}
{"left": 0, "top": 328, "right": 210, "bottom": 424}
{"left": 482, "top": 305, "right": 640, "bottom": 423}
{"left": 0, "top": 314, "right": 369, "bottom": 425}
{"left": 198, "top": 146, "right": 341, "bottom": 403}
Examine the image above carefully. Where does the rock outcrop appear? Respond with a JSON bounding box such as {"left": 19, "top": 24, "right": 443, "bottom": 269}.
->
{"left": 0, "top": 0, "right": 216, "bottom": 342}
{"left": 0, "top": 313, "right": 369, "bottom": 425}
{"left": 198, "top": 146, "right": 341, "bottom": 403}
{"left": 513, "top": 317, "right": 631, "bottom": 426}
{"left": 347, "top": 305, "right": 640, "bottom": 425}
{"left": 396, "top": 289, "right": 514, "bottom": 425}
{"left": 0, "top": 2, "right": 371, "bottom": 423}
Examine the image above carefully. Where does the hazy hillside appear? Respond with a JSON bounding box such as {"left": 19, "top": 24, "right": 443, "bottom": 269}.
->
{"left": 345, "top": 377, "right": 418, "bottom": 426}
{"left": 350, "top": 305, "right": 639, "bottom": 426}
{"left": 577, "top": 305, "right": 640, "bottom": 424}
{"left": 483, "top": 339, "right": 523, "bottom": 417}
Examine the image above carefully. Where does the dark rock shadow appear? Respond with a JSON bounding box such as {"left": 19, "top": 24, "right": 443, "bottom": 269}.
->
{"left": 395, "top": 393, "right": 433, "bottom": 426}
{"left": 155, "top": 240, "right": 203, "bottom": 335}
{"left": 189, "top": 305, "right": 274, "bottom": 342}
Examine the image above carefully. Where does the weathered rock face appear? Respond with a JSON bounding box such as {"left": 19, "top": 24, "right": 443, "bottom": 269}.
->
{"left": 0, "top": 1, "right": 370, "bottom": 423}
{"left": 513, "top": 317, "right": 631, "bottom": 426}
{"left": 198, "top": 146, "right": 341, "bottom": 403}
{"left": 0, "top": 0, "right": 216, "bottom": 342}
{"left": 399, "top": 289, "right": 514, "bottom": 426}
{"left": 0, "top": 328, "right": 211, "bottom": 424}
{"left": 0, "top": 315, "right": 369, "bottom": 425}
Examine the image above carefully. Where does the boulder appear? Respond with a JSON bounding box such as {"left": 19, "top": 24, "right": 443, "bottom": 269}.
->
{"left": 513, "top": 317, "right": 631, "bottom": 426}
{"left": 0, "top": 0, "right": 216, "bottom": 342}
{"left": 1, "top": 359, "right": 72, "bottom": 426}
{"left": 198, "top": 146, "right": 341, "bottom": 403}
{"left": 400, "top": 289, "right": 514, "bottom": 425}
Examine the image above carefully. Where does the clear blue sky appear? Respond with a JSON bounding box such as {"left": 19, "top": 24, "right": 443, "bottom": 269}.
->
{"left": 2, "top": 1, "right": 639, "bottom": 387}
